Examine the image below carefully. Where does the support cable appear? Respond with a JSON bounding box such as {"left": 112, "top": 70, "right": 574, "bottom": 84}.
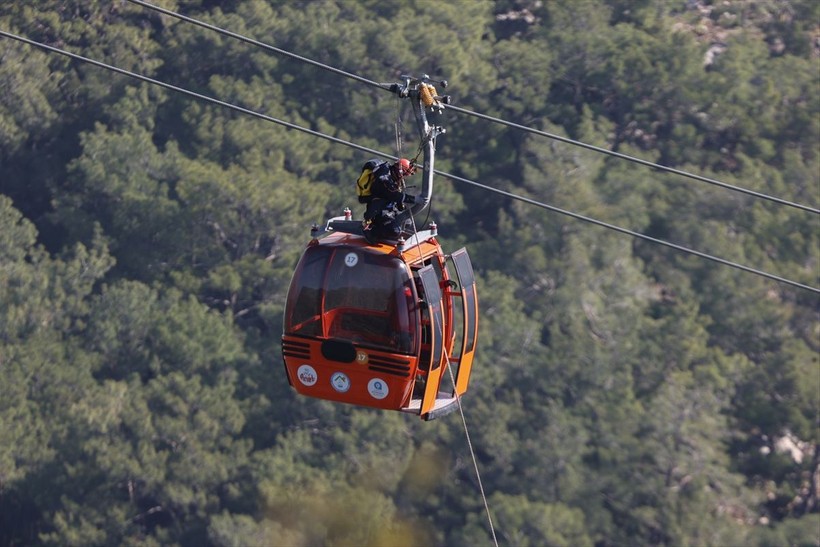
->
{"left": 438, "top": 170, "right": 820, "bottom": 294}
{"left": 1, "top": 29, "right": 817, "bottom": 295}
{"left": 125, "top": 0, "right": 389, "bottom": 92}
{"left": 444, "top": 103, "right": 820, "bottom": 215}
{"left": 125, "top": 0, "right": 820, "bottom": 216}
{"left": 0, "top": 30, "right": 394, "bottom": 163}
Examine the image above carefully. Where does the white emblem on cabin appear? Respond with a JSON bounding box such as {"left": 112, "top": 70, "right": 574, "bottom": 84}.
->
{"left": 368, "top": 378, "right": 389, "bottom": 399}
{"left": 331, "top": 372, "right": 351, "bottom": 392}
{"left": 297, "top": 365, "right": 318, "bottom": 386}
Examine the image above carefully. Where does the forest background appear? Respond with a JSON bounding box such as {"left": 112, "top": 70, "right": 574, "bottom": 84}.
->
{"left": 1, "top": 1, "right": 818, "bottom": 546}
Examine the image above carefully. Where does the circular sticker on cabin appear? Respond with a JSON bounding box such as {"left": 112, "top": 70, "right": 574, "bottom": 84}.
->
{"left": 330, "top": 372, "right": 351, "bottom": 393}
{"left": 297, "top": 364, "right": 318, "bottom": 386}
{"left": 356, "top": 350, "right": 369, "bottom": 364}
{"left": 368, "top": 378, "right": 389, "bottom": 400}
{"left": 344, "top": 252, "right": 359, "bottom": 267}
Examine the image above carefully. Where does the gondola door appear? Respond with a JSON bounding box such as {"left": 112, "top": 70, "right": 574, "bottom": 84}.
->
{"left": 417, "top": 265, "right": 447, "bottom": 417}
{"left": 450, "top": 248, "right": 478, "bottom": 396}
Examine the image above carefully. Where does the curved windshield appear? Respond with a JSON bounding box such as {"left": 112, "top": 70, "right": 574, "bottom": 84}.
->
{"left": 284, "top": 245, "right": 417, "bottom": 354}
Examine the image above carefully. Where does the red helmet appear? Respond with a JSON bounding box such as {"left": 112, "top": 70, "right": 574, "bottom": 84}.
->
{"left": 392, "top": 158, "right": 415, "bottom": 178}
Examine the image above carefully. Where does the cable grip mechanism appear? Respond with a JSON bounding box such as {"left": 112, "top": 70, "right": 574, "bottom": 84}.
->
{"left": 390, "top": 74, "right": 452, "bottom": 113}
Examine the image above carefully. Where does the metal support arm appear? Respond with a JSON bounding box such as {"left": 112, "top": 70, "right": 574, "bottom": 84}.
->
{"left": 390, "top": 75, "right": 449, "bottom": 221}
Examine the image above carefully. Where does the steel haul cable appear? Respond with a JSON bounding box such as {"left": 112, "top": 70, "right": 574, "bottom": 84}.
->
{"left": 126, "top": 0, "right": 386, "bottom": 91}
{"left": 1, "top": 28, "right": 817, "bottom": 296}
{"left": 126, "top": 0, "right": 820, "bottom": 216}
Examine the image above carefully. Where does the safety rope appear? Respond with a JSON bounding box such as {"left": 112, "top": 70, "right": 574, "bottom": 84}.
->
{"left": 394, "top": 95, "right": 404, "bottom": 161}
{"left": 410, "top": 139, "right": 425, "bottom": 169}
{"left": 445, "top": 352, "right": 499, "bottom": 547}
{"left": 405, "top": 208, "right": 497, "bottom": 546}
{"left": 407, "top": 207, "right": 425, "bottom": 265}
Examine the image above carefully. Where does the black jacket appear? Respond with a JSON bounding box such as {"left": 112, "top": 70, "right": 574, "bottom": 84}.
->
{"left": 368, "top": 161, "right": 405, "bottom": 204}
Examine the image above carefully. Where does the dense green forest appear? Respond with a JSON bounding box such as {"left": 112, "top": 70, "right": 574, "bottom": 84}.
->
{"left": 1, "top": 1, "right": 818, "bottom": 545}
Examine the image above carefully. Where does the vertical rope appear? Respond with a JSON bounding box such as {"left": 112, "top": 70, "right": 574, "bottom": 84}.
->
{"left": 407, "top": 184, "right": 496, "bottom": 546}
{"left": 445, "top": 354, "right": 499, "bottom": 547}
{"left": 394, "top": 95, "right": 404, "bottom": 159}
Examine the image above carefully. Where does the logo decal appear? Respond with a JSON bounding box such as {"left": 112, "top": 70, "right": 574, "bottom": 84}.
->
{"left": 356, "top": 351, "right": 368, "bottom": 364}
{"left": 368, "top": 378, "right": 389, "bottom": 400}
{"left": 344, "top": 252, "right": 358, "bottom": 267}
{"left": 297, "top": 365, "right": 318, "bottom": 386}
{"left": 331, "top": 372, "right": 351, "bottom": 392}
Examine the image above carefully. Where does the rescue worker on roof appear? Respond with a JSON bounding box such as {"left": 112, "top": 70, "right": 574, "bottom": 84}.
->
{"left": 357, "top": 158, "right": 416, "bottom": 241}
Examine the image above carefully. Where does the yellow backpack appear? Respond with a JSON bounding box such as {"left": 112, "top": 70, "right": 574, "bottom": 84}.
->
{"left": 356, "top": 159, "right": 382, "bottom": 203}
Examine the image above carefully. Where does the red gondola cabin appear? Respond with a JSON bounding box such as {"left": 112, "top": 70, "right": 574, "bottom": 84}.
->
{"left": 282, "top": 221, "right": 478, "bottom": 420}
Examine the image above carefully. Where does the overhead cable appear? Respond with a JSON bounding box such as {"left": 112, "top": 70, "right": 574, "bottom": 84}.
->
{"left": 125, "top": 0, "right": 390, "bottom": 92}
{"left": 126, "top": 0, "right": 820, "bottom": 216}
{"left": 445, "top": 104, "right": 820, "bottom": 215}
{"left": 439, "top": 171, "right": 819, "bottom": 294}
{"left": 0, "top": 31, "right": 394, "bottom": 162}
{"left": 1, "top": 30, "right": 817, "bottom": 295}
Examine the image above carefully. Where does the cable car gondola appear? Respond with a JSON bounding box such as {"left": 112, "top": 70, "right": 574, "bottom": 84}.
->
{"left": 281, "top": 76, "right": 478, "bottom": 420}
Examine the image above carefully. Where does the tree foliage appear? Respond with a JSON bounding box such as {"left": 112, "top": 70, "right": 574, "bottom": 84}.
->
{"left": 1, "top": 1, "right": 818, "bottom": 545}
